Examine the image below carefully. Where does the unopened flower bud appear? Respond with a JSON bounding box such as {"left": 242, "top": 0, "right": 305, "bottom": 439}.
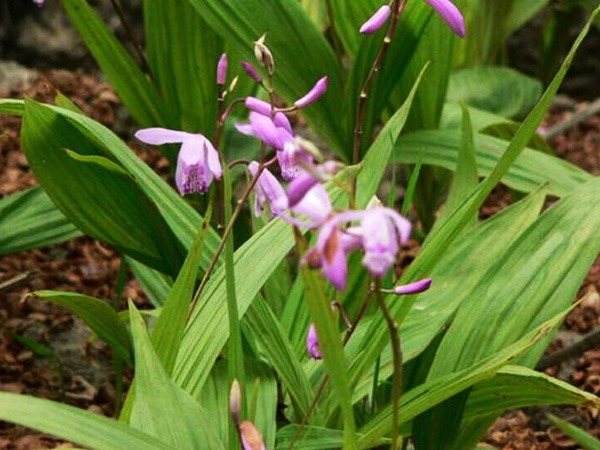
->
{"left": 242, "top": 60, "right": 263, "bottom": 83}
{"left": 254, "top": 34, "right": 275, "bottom": 75}
{"left": 230, "top": 379, "right": 242, "bottom": 425}
{"left": 306, "top": 324, "right": 322, "bottom": 360}
{"left": 228, "top": 76, "right": 239, "bottom": 93}
{"left": 239, "top": 421, "right": 266, "bottom": 450}
{"left": 217, "top": 53, "right": 228, "bottom": 86}
{"left": 423, "top": 0, "right": 466, "bottom": 38}
{"left": 391, "top": 278, "right": 432, "bottom": 295}
{"left": 359, "top": 5, "right": 391, "bottom": 34}
{"left": 294, "top": 76, "right": 329, "bottom": 109}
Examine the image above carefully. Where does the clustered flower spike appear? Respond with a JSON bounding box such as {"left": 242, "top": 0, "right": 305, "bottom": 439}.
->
{"left": 135, "top": 128, "right": 222, "bottom": 195}
{"left": 359, "top": 5, "right": 391, "bottom": 34}
{"left": 423, "top": 0, "right": 466, "bottom": 38}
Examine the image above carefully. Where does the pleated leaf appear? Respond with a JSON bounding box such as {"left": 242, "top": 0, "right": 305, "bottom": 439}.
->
{"left": 0, "top": 392, "right": 169, "bottom": 450}
{"left": 0, "top": 187, "right": 81, "bottom": 255}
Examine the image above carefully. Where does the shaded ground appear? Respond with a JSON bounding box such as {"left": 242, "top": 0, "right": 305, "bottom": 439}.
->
{"left": 0, "top": 66, "right": 599, "bottom": 449}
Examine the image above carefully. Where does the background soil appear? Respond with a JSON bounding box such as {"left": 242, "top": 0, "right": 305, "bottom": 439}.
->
{"left": 1, "top": 2, "right": 599, "bottom": 449}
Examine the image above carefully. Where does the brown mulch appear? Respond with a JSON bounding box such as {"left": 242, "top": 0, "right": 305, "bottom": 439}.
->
{"left": 1, "top": 69, "right": 599, "bottom": 449}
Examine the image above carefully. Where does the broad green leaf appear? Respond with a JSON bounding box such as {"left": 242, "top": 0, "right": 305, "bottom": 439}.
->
{"left": 59, "top": 0, "right": 165, "bottom": 127}
{"left": 22, "top": 100, "right": 186, "bottom": 276}
{"left": 357, "top": 311, "right": 568, "bottom": 447}
{"left": 16, "top": 100, "right": 221, "bottom": 268}
{"left": 453, "top": 365, "right": 599, "bottom": 450}
{"left": 549, "top": 415, "right": 600, "bottom": 450}
{"left": 447, "top": 67, "right": 543, "bottom": 120}
{"left": 441, "top": 102, "right": 512, "bottom": 131}
{"left": 275, "top": 425, "right": 388, "bottom": 450}
{"left": 505, "top": 1, "right": 551, "bottom": 37}
{"left": 350, "top": 5, "right": 598, "bottom": 403}
{"left": 0, "top": 98, "right": 25, "bottom": 115}
{"left": 0, "top": 392, "right": 169, "bottom": 450}
{"left": 128, "top": 303, "right": 223, "bottom": 448}
{"left": 127, "top": 258, "right": 171, "bottom": 307}
{"left": 356, "top": 63, "right": 428, "bottom": 207}
{"left": 144, "top": 0, "right": 222, "bottom": 133}
{"left": 185, "top": 0, "right": 347, "bottom": 155}
{"left": 242, "top": 295, "right": 314, "bottom": 418}
{"left": 393, "top": 130, "right": 591, "bottom": 197}
{"left": 151, "top": 224, "right": 211, "bottom": 375}
{"left": 350, "top": 184, "right": 549, "bottom": 402}
{"left": 0, "top": 187, "right": 81, "bottom": 255}
{"left": 32, "top": 290, "right": 132, "bottom": 364}
{"left": 328, "top": 0, "right": 379, "bottom": 57}
{"left": 302, "top": 265, "right": 357, "bottom": 448}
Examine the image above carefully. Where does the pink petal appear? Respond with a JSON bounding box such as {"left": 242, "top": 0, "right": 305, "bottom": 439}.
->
{"left": 135, "top": 127, "right": 192, "bottom": 145}
{"left": 423, "top": 0, "right": 466, "bottom": 38}
{"left": 359, "top": 5, "right": 392, "bottom": 34}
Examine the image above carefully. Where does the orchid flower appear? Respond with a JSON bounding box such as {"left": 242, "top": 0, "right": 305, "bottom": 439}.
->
{"left": 135, "top": 128, "right": 222, "bottom": 195}
{"left": 294, "top": 76, "right": 329, "bottom": 109}
{"left": 248, "top": 161, "right": 288, "bottom": 218}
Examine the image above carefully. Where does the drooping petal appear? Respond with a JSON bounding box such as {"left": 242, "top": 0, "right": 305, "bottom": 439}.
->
{"left": 135, "top": 127, "right": 192, "bottom": 145}
{"left": 248, "top": 161, "right": 288, "bottom": 218}
{"left": 423, "top": 0, "right": 466, "bottom": 38}
{"left": 359, "top": 5, "right": 391, "bottom": 34}
{"left": 202, "top": 137, "right": 223, "bottom": 179}
{"left": 294, "top": 76, "right": 329, "bottom": 109}
{"left": 392, "top": 278, "right": 432, "bottom": 295}
{"left": 175, "top": 138, "right": 213, "bottom": 195}
{"left": 306, "top": 324, "right": 322, "bottom": 360}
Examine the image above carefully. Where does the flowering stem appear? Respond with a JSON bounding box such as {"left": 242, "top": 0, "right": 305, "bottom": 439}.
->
{"left": 352, "top": 0, "right": 404, "bottom": 165}
{"left": 374, "top": 281, "right": 403, "bottom": 449}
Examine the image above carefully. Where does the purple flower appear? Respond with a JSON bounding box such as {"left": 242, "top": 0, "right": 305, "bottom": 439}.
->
{"left": 287, "top": 183, "right": 332, "bottom": 227}
{"left": 306, "top": 324, "right": 322, "bottom": 360}
{"left": 135, "top": 128, "right": 222, "bottom": 195}
{"left": 423, "top": 0, "right": 466, "bottom": 38}
{"left": 294, "top": 76, "right": 329, "bottom": 109}
{"left": 356, "top": 207, "right": 411, "bottom": 277}
{"left": 241, "top": 61, "right": 263, "bottom": 83}
{"left": 287, "top": 161, "right": 340, "bottom": 207}
{"left": 244, "top": 97, "right": 293, "bottom": 133}
{"left": 359, "top": 5, "right": 392, "bottom": 34}
{"left": 248, "top": 161, "right": 288, "bottom": 218}
{"left": 236, "top": 112, "right": 294, "bottom": 151}
{"left": 391, "top": 278, "right": 432, "bottom": 295}
{"left": 216, "top": 53, "right": 228, "bottom": 86}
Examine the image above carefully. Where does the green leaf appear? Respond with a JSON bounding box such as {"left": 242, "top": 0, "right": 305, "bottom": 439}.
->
{"left": 32, "top": 290, "right": 132, "bottom": 364}
{"left": 0, "top": 187, "right": 81, "bottom": 255}
{"left": 21, "top": 100, "right": 186, "bottom": 276}
{"left": 549, "top": 415, "right": 600, "bottom": 450}
{"left": 357, "top": 311, "right": 569, "bottom": 447}
{"left": 59, "top": 0, "right": 165, "bottom": 127}
{"left": 327, "top": 0, "right": 379, "bottom": 57}
{"left": 350, "top": 184, "right": 548, "bottom": 402}
{"left": 127, "top": 258, "right": 171, "bottom": 307}
{"left": 393, "top": 130, "right": 591, "bottom": 197}
{"left": 0, "top": 392, "right": 169, "bottom": 450}
{"left": 447, "top": 67, "right": 543, "bottom": 120}
{"left": 184, "top": 0, "right": 347, "bottom": 155}
{"left": 356, "top": 62, "right": 428, "bottom": 207}
{"left": 144, "top": 0, "right": 222, "bottom": 132}
{"left": 128, "top": 302, "right": 223, "bottom": 448}
{"left": 242, "top": 295, "right": 314, "bottom": 418}
{"left": 151, "top": 223, "right": 211, "bottom": 375}
{"left": 275, "top": 425, "right": 388, "bottom": 450}
{"left": 19, "top": 100, "right": 221, "bottom": 269}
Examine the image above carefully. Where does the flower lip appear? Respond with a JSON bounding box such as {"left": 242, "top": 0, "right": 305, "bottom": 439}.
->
{"left": 359, "top": 5, "right": 392, "bottom": 34}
